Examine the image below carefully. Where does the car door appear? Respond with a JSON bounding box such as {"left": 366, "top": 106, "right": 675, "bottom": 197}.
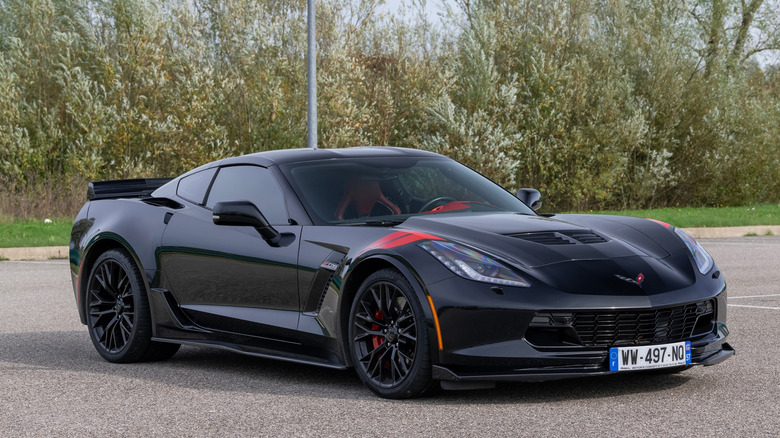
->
{"left": 159, "top": 164, "right": 301, "bottom": 339}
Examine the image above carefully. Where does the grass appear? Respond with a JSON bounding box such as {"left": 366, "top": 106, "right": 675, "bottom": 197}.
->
{"left": 582, "top": 204, "right": 780, "bottom": 228}
{"left": 0, "top": 218, "right": 72, "bottom": 248}
{"left": 0, "top": 204, "right": 778, "bottom": 248}
{"left": 745, "top": 230, "right": 776, "bottom": 237}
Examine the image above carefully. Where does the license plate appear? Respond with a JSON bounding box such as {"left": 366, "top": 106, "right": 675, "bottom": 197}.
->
{"left": 609, "top": 341, "right": 691, "bottom": 371}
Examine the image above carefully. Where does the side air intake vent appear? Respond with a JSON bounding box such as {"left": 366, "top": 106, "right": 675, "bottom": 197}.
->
{"left": 508, "top": 230, "right": 607, "bottom": 245}
{"left": 302, "top": 250, "right": 345, "bottom": 315}
{"left": 302, "top": 270, "right": 335, "bottom": 315}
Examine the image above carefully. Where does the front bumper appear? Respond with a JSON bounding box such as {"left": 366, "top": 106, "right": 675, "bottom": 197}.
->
{"left": 432, "top": 325, "right": 733, "bottom": 382}
{"left": 421, "top": 261, "right": 733, "bottom": 382}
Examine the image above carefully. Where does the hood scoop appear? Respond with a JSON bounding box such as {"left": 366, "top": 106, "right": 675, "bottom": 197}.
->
{"left": 507, "top": 230, "right": 608, "bottom": 245}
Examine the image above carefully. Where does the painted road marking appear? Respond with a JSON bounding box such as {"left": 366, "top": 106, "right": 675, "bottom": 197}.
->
{"left": 728, "top": 304, "right": 780, "bottom": 310}
{"left": 729, "top": 294, "right": 780, "bottom": 299}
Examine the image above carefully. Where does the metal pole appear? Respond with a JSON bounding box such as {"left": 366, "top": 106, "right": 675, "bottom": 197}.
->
{"left": 306, "top": 0, "right": 317, "bottom": 149}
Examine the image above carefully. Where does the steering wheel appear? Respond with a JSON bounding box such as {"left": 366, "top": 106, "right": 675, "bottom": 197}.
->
{"left": 419, "top": 196, "right": 457, "bottom": 213}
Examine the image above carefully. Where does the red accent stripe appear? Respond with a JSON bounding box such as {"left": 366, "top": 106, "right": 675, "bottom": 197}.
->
{"left": 361, "top": 231, "right": 409, "bottom": 253}
{"left": 381, "top": 234, "right": 430, "bottom": 249}
{"left": 646, "top": 218, "right": 671, "bottom": 228}
{"left": 362, "top": 231, "right": 443, "bottom": 253}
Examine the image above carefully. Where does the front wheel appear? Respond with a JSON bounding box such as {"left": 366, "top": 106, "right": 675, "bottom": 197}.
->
{"left": 85, "top": 249, "right": 180, "bottom": 363}
{"left": 348, "top": 269, "right": 433, "bottom": 399}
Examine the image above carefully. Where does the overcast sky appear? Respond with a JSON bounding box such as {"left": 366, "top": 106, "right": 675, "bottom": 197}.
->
{"left": 378, "top": 0, "right": 453, "bottom": 22}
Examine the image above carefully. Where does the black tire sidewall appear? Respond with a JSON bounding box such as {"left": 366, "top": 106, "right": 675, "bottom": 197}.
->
{"left": 85, "top": 249, "right": 153, "bottom": 363}
{"left": 348, "top": 268, "right": 433, "bottom": 399}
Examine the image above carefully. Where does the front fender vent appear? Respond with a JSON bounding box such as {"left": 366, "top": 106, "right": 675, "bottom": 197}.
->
{"left": 508, "top": 230, "right": 607, "bottom": 245}
{"left": 302, "top": 270, "right": 335, "bottom": 315}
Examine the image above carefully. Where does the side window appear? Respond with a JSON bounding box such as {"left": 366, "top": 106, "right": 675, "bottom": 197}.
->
{"left": 176, "top": 168, "right": 217, "bottom": 205}
{"left": 205, "top": 166, "right": 289, "bottom": 225}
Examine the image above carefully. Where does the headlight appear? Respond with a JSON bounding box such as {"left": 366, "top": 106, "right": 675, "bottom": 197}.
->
{"left": 418, "top": 240, "right": 531, "bottom": 287}
{"left": 674, "top": 228, "right": 714, "bottom": 274}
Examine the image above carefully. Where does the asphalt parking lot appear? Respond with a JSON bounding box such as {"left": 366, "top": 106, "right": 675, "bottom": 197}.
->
{"left": 1, "top": 236, "right": 778, "bottom": 437}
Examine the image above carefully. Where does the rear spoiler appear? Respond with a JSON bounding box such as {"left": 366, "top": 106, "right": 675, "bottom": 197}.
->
{"left": 87, "top": 178, "right": 174, "bottom": 201}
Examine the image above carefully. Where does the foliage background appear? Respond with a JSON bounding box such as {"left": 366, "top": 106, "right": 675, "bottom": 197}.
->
{"left": 1, "top": 0, "right": 779, "bottom": 217}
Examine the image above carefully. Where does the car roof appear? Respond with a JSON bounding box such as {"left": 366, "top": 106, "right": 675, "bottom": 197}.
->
{"left": 217, "top": 146, "right": 445, "bottom": 167}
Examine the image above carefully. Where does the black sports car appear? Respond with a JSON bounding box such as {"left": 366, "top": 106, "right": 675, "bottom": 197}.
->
{"left": 69, "top": 147, "right": 734, "bottom": 398}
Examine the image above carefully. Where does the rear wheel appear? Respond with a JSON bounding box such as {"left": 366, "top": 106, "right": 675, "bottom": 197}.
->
{"left": 348, "top": 269, "right": 433, "bottom": 399}
{"left": 85, "top": 249, "right": 180, "bottom": 363}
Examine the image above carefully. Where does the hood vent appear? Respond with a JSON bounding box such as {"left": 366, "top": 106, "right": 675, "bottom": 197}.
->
{"left": 508, "top": 230, "right": 608, "bottom": 245}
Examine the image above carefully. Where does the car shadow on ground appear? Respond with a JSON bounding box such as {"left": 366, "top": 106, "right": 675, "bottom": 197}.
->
{"left": 0, "top": 329, "right": 694, "bottom": 404}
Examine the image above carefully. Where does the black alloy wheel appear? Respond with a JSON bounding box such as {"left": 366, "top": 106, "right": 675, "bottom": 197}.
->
{"left": 86, "top": 249, "right": 179, "bottom": 363}
{"left": 349, "top": 269, "right": 433, "bottom": 399}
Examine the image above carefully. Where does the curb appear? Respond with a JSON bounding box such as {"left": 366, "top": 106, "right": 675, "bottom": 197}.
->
{"left": 682, "top": 225, "right": 780, "bottom": 239}
{"left": 1, "top": 225, "right": 777, "bottom": 262}
{"left": 0, "top": 246, "right": 69, "bottom": 261}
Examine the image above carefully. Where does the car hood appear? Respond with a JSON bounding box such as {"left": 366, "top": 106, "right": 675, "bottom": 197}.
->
{"left": 399, "top": 212, "right": 696, "bottom": 294}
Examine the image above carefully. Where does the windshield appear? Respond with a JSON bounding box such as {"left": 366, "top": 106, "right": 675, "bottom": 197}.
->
{"left": 281, "top": 157, "right": 535, "bottom": 225}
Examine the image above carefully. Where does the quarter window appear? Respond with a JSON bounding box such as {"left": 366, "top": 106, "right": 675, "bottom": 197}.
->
{"left": 176, "top": 168, "right": 217, "bottom": 205}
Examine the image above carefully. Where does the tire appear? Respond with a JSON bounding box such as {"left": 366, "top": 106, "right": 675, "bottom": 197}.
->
{"left": 85, "top": 249, "right": 180, "bottom": 363}
{"left": 348, "top": 268, "right": 433, "bottom": 399}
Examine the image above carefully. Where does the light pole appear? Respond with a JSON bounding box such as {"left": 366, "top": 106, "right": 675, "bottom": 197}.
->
{"left": 306, "top": 0, "right": 317, "bottom": 149}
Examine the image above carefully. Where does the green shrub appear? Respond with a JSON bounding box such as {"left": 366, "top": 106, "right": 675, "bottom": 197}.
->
{"left": 1, "top": 0, "right": 778, "bottom": 218}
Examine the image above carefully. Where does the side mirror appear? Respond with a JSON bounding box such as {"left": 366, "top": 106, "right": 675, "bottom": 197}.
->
{"left": 212, "top": 200, "right": 281, "bottom": 246}
{"left": 516, "top": 188, "right": 542, "bottom": 211}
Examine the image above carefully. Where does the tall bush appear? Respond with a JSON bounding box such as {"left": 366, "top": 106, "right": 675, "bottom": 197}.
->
{"left": 0, "top": 0, "right": 778, "bottom": 218}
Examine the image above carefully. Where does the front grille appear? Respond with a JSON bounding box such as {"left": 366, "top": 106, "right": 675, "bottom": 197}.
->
{"left": 509, "top": 230, "right": 607, "bottom": 245}
{"left": 571, "top": 300, "right": 715, "bottom": 347}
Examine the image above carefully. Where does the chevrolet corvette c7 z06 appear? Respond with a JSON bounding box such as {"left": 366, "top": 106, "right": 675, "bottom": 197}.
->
{"left": 69, "top": 147, "right": 734, "bottom": 398}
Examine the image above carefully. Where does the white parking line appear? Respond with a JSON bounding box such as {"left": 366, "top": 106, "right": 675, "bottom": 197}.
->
{"left": 729, "top": 294, "right": 780, "bottom": 299}
{"left": 728, "top": 304, "right": 780, "bottom": 310}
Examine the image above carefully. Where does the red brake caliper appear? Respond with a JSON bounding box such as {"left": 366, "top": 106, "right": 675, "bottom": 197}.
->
{"left": 371, "top": 309, "right": 385, "bottom": 349}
